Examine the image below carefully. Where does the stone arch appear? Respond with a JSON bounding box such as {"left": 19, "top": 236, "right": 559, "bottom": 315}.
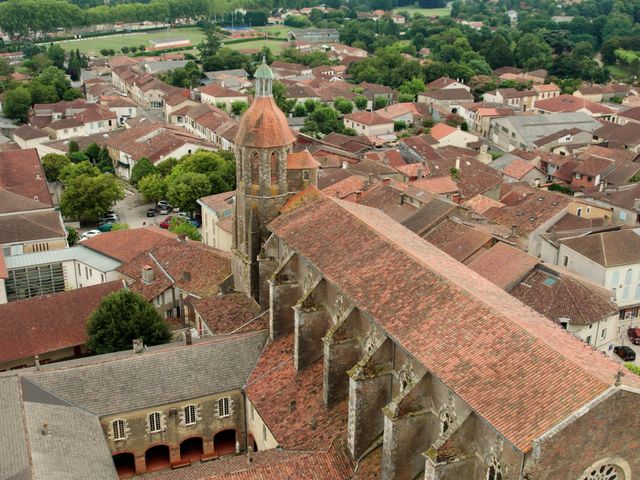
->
{"left": 485, "top": 448, "right": 504, "bottom": 480}
{"left": 112, "top": 451, "right": 136, "bottom": 478}
{"left": 578, "top": 458, "right": 631, "bottom": 480}
{"left": 213, "top": 429, "right": 237, "bottom": 456}
{"left": 145, "top": 444, "right": 170, "bottom": 472}
{"left": 180, "top": 436, "right": 204, "bottom": 463}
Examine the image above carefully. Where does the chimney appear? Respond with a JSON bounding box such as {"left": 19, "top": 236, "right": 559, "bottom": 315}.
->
{"left": 416, "top": 167, "right": 424, "bottom": 179}
{"left": 247, "top": 445, "right": 254, "bottom": 464}
{"left": 634, "top": 198, "right": 640, "bottom": 211}
{"left": 511, "top": 224, "right": 517, "bottom": 236}
{"left": 184, "top": 328, "right": 192, "bottom": 345}
{"left": 141, "top": 265, "right": 154, "bottom": 284}
{"left": 133, "top": 338, "right": 144, "bottom": 354}
{"left": 455, "top": 157, "right": 461, "bottom": 170}
{"left": 41, "top": 422, "right": 49, "bottom": 436}
{"left": 34, "top": 355, "right": 40, "bottom": 372}
{"left": 342, "top": 161, "right": 348, "bottom": 169}
{"left": 600, "top": 182, "right": 605, "bottom": 192}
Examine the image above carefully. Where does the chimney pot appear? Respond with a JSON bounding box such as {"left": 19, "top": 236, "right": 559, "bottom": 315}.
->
{"left": 455, "top": 157, "right": 461, "bottom": 170}
{"left": 41, "top": 423, "right": 48, "bottom": 435}
{"left": 247, "top": 446, "right": 254, "bottom": 464}
{"left": 235, "top": 441, "right": 241, "bottom": 454}
{"left": 133, "top": 338, "right": 144, "bottom": 354}
{"left": 511, "top": 224, "right": 517, "bottom": 236}
{"left": 35, "top": 355, "right": 40, "bottom": 371}
{"left": 342, "top": 161, "right": 348, "bottom": 169}
{"left": 184, "top": 328, "right": 193, "bottom": 345}
{"left": 141, "top": 265, "right": 154, "bottom": 284}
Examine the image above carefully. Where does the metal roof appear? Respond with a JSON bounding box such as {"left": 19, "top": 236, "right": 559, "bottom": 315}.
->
{"left": 4, "top": 246, "right": 121, "bottom": 272}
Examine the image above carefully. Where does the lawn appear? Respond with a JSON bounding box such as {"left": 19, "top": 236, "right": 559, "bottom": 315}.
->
{"left": 392, "top": 6, "right": 451, "bottom": 17}
{"left": 54, "top": 27, "right": 205, "bottom": 56}
{"left": 224, "top": 39, "right": 288, "bottom": 54}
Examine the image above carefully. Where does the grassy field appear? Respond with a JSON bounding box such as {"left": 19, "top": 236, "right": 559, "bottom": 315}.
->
{"left": 392, "top": 6, "right": 451, "bottom": 17}
{"left": 225, "top": 39, "right": 287, "bottom": 54}
{"left": 55, "top": 27, "right": 205, "bottom": 56}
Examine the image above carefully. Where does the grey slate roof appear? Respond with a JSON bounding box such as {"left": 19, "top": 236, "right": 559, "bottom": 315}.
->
{"left": 495, "top": 113, "right": 603, "bottom": 145}
{"left": 23, "top": 331, "right": 268, "bottom": 416}
{"left": 0, "top": 376, "right": 117, "bottom": 480}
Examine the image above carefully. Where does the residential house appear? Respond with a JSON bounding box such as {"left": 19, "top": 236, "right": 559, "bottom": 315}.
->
{"left": 374, "top": 102, "right": 429, "bottom": 126}
{"left": 417, "top": 88, "right": 475, "bottom": 110}
{"left": 617, "top": 107, "right": 640, "bottom": 126}
{"left": 81, "top": 227, "right": 178, "bottom": 263}
{"left": 594, "top": 122, "right": 640, "bottom": 153}
{"left": 430, "top": 123, "right": 479, "bottom": 149}
{"left": 164, "top": 89, "right": 199, "bottom": 123}
{"left": 190, "top": 292, "right": 261, "bottom": 337}
{"left": 558, "top": 229, "right": 640, "bottom": 331}
{"left": 343, "top": 111, "right": 395, "bottom": 139}
{"left": 483, "top": 88, "right": 537, "bottom": 111}
{"left": 359, "top": 82, "right": 394, "bottom": 110}
{"left": 12, "top": 125, "right": 50, "bottom": 148}
{"left": 532, "top": 83, "right": 561, "bottom": 101}
{"left": 425, "top": 77, "right": 471, "bottom": 92}
{"left": 99, "top": 95, "right": 138, "bottom": 125}
{"left": 0, "top": 281, "right": 123, "bottom": 370}
{"left": 583, "top": 183, "right": 640, "bottom": 226}
{"left": 531, "top": 127, "right": 594, "bottom": 155}
{"left": 199, "top": 84, "right": 250, "bottom": 113}
{"left": 0, "top": 149, "right": 67, "bottom": 258}
{"left": 489, "top": 155, "right": 546, "bottom": 186}
{"left": 198, "top": 191, "right": 235, "bottom": 252}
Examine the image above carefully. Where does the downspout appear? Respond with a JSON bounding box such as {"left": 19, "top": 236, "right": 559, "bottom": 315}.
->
{"left": 241, "top": 390, "right": 248, "bottom": 453}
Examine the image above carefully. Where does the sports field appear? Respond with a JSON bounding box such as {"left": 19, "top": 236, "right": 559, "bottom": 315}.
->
{"left": 55, "top": 27, "right": 205, "bottom": 56}
{"left": 255, "top": 25, "right": 290, "bottom": 37}
{"left": 225, "top": 39, "right": 287, "bottom": 54}
{"left": 392, "top": 6, "right": 451, "bottom": 17}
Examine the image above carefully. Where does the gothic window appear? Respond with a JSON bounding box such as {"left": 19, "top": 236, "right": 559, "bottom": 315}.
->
{"left": 581, "top": 464, "right": 621, "bottom": 480}
{"left": 270, "top": 152, "right": 278, "bottom": 184}
{"left": 251, "top": 153, "right": 260, "bottom": 185}
{"left": 486, "top": 452, "right": 503, "bottom": 480}
{"left": 441, "top": 411, "right": 452, "bottom": 434}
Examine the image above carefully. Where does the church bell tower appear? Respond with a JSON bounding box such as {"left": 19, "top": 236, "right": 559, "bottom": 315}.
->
{"left": 232, "top": 59, "right": 297, "bottom": 303}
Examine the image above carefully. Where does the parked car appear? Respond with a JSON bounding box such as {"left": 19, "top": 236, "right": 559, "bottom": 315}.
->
{"left": 158, "top": 205, "right": 171, "bottom": 215}
{"left": 177, "top": 212, "right": 190, "bottom": 220}
{"left": 98, "top": 223, "right": 113, "bottom": 232}
{"left": 628, "top": 328, "right": 640, "bottom": 345}
{"left": 156, "top": 200, "right": 169, "bottom": 209}
{"left": 99, "top": 213, "right": 119, "bottom": 224}
{"left": 159, "top": 216, "right": 173, "bottom": 229}
{"left": 146, "top": 208, "right": 157, "bottom": 217}
{"left": 79, "top": 229, "right": 102, "bottom": 241}
{"left": 189, "top": 218, "right": 201, "bottom": 228}
{"left": 614, "top": 345, "right": 636, "bottom": 362}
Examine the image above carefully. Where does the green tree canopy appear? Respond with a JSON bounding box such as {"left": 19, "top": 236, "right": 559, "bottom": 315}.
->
{"left": 130, "top": 158, "right": 157, "bottom": 186}
{"left": 138, "top": 173, "right": 167, "bottom": 203}
{"left": 169, "top": 217, "right": 201, "bottom": 241}
{"left": 86, "top": 289, "right": 171, "bottom": 355}
{"left": 60, "top": 172, "right": 124, "bottom": 222}
{"left": 166, "top": 171, "right": 212, "bottom": 213}
{"left": 3, "top": 87, "right": 31, "bottom": 122}
{"left": 42, "top": 153, "right": 71, "bottom": 183}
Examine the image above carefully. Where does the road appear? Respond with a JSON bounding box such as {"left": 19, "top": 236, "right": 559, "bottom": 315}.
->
{"left": 115, "top": 184, "right": 158, "bottom": 229}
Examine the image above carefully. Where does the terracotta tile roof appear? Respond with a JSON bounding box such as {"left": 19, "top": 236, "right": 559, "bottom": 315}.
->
{"left": 584, "top": 183, "right": 640, "bottom": 210}
{"left": 430, "top": 123, "right": 457, "bottom": 141}
{"left": 578, "top": 145, "right": 638, "bottom": 163}
{"left": 535, "top": 94, "right": 614, "bottom": 115}
{"left": 118, "top": 240, "right": 231, "bottom": 300}
{"left": 322, "top": 175, "right": 366, "bottom": 200}
{"left": 467, "top": 242, "right": 539, "bottom": 290}
{"left": 401, "top": 198, "right": 457, "bottom": 236}
{"left": 423, "top": 218, "right": 469, "bottom": 248}
{"left": 464, "top": 194, "right": 505, "bottom": 214}
{"left": 48, "top": 117, "right": 84, "bottom": 129}
{"left": 425, "top": 156, "right": 503, "bottom": 199}
{"left": 400, "top": 136, "right": 443, "bottom": 162}
{"left": 217, "top": 216, "right": 233, "bottom": 233}
{"left": 0, "top": 281, "right": 123, "bottom": 364}
{"left": 268, "top": 193, "right": 637, "bottom": 452}
{"left": 550, "top": 213, "right": 607, "bottom": 232}
{"left": 287, "top": 150, "right": 320, "bottom": 169}
{"left": 199, "top": 191, "right": 235, "bottom": 213}
{"left": 502, "top": 158, "right": 536, "bottom": 179}
{"left": 366, "top": 149, "right": 407, "bottom": 169}
{"left": 0, "top": 211, "right": 65, "bottom": 244}
{"left": 192, "top": 293, "right": 262, "bottom": 334}
{"left": 82, "top": 227, "right": 177, "bottom": 262}
{"left": 236, "top": 97, "right": 296, "bottom": 149}
{"left": 245, "top": 333, "right": 348, "bottom": 450}
{"left": 395, "top": 162, "right": 427, "bottom": 177}
{"left": 344, "top": 111, "right": 393, "bottom": 126}
{"left": 200, "top": 84, "right": 248, "bottom": 98}
{"left": 74, "top": 105, "right": 117, "bottom": 123}
{"left": 426, "top": 77, "right": 462, "bottom": 89}
{"left": 0, "top": 251, "right": 6, "bottom": 279}
{"left": 533, "top": 83, "right": 560, "bottom": 92}
{"left": 12, "top": 125, "right": 49, "bottom": 141}
{"left": 561, "top": 229, "right": 640, "bottom": 267}
{"left": 412, "top": 176, "right": 459, "bottom": 195}
{"left": 484, "top": 186, "right": 571, "bottom": 235}
{"left": 0, "top": 149, "right": 52, "bottom": 211}
{"left": 572, "top": 156, "right": 613, "bottom": 176}
{"left": 374, "top": 102, "right": 422, "bottom": 120}
{"left": 424, "top": 220, "right": 492, "bottom": 261}
{"left": 421, "top": 88, "right": 473, "bottom": 101}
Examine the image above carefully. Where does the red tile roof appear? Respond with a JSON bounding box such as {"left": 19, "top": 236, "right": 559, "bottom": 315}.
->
{"left": 268, "top": 194, "right": 637, "bottom": 452}
{"left": 535, "top": 94, "right": 614, "bottom": 115}
{"left": 287, "top": 150, "right": 320, "bottom": 170}
{"left": 466, "top": 242, "right": 540, "bottom": 290}
{"left": 245, "top": 333, "right": 348, "bottom": 450}
{"left": 82, "top": 227, "right": 177, "bottom": 262}
{"left": 464, "top": 194, "right": 505, "bottom": 214}
{"left": 236, "top": 97, "right": 297, "bottom": 149}
{"left": 0, "top": 281, "right": 123, "bottom": 364}
{"left": 0, "top": 149, "right": 52, "bottom": 211}
{"left": 430, "top": 123, "right": 457, "bottom": 141}
{"left": 192, "top": 293, "right": 263, "bottom": 335}
{"left": 344, "top": 111, "right": 393, "bottom": 126}
{"left": 502, "top": 158, "right": 536, "bottom": 179}
{"left": 412, "top": 176, "right": 459, "bottom": 195}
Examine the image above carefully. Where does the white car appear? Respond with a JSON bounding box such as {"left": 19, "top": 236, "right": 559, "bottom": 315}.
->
{"left": 79, "top": 230, "right": 102, "bottom": 242}
{"left": 176, "top": 212, "right": 190, "bottom": 221}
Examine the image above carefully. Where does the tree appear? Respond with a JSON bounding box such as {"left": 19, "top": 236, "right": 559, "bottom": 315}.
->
{"left": 198, "top": 23, "right": 222, "bottom": 61}
{"left": 130, "top": 158, "right": 157, "bottom": 186}
{"left": 86, "top": 289, "right": 171, "bottom": 354}
{"left": 69, "top": 151, "right": 89, "bottom": 164}
{"left": 355, "top": 96, "right": 368, "bottom": 110}
{"left": 169, "top": 217, "right": 201, "bottom": 241}
{"left": 66, "top": 227, "right": 79, "bottom": 247}
{"left": 484, "top": 34, "right": 514, "bottom": 69}
{"left": 47, "top": 43, "right": 65, "bottom": 69}
{"left": 156, "top": 157, "right": 178, "bottom": 177}
{"left": 68, "top": 140, "right": 79, "bottom": 154}
{"left": 374, "top": 96, "right": 388, "bottom": 109}
{"left": 334, "top": 97, "right": 354, "bottom": 114}
{"left": 301, "top": 106, "right": 345, "bottom": 136}
{"left": 166, "top": 171, "right": 212, "bottom": 212}
{"left": 398, "top": 77, "right": 426, "bottom": 99}
{"left": 63, "top": 87, "right": 83, "bottom": 101}
{"left": 42, "top": 153, "right": 71, "bottom": 182}
{"left": 121, "top": 46, "right": 130, "bottom": 54}
{"left": 516, "top": 33, "right": 553, "bottom": 70}
{"left": 60, "top": 161, "right": 100, "bottom": 184}
{"left": 231, "top": 100, "right": 249, "bottom": 116}
{"left": 3, "top": 87, "right": 31, "bottom": 122}
{"left": 60, "top": 173, "right": 124, "bottom": 222}
{"left": 138, "top": 174, "right": 167, "bottom": 202}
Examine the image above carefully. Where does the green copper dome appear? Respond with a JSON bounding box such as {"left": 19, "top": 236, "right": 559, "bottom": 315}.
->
{"left": 254, "top": 58, "right": 274, "bottom": 79}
